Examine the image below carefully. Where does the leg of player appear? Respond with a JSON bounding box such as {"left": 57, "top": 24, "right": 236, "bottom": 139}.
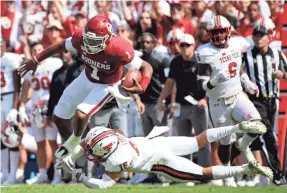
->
{"left": 1, "top": 144, "right": 9, "bottom": 183}
{"left": 150, "top": 153, "right": 270, "bottom": 183}
{"left": 53, "top": 116, "right": 74, "bottom": 141}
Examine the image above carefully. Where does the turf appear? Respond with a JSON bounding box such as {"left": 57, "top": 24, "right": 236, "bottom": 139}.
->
{"left": 1, "top": 185, "right": 286, "bottom": 193}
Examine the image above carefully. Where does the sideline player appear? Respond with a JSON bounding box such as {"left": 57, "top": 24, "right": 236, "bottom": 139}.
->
{"left": 19, "top": 42, "right": 63, "bottom": 184}
{"left": 196, "top": 15, "right": 270, "bottom": 181}
{"left": 64, "top": 123, "right": 271, "bottom": 189}
{"left": 0, "top": 38, "right": 22, "bottom": 184}
{"left": 18, "top": 16, "right": 153, "bottom": 170}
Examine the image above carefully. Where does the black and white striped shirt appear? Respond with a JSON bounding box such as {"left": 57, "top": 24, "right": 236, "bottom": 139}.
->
{"left": 242, "top": 46, "right": 287, "bottom": 98}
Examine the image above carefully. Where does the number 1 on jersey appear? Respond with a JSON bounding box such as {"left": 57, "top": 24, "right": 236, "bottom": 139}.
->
{"left": 91, "top": 68, "right": 99, "bottom": 80}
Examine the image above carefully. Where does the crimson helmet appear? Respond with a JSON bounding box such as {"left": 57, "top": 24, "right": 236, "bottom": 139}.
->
{"left": 207, "top": 15, "right": 231, "bottom": 47}
{"left": 84, "top": 127, "right": 119, "bottom": 163}
{"left": 83, "top": 16, "right": 113, "bottom": 54}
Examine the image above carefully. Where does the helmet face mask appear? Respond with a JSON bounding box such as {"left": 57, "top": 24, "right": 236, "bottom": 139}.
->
{"left": 83, "top": 30, "right": 109, "bottom": 54}
{"left": 84, "top": 127, "right": 119, "bottom": 163}
{"left": 207, "top": 27, "right": 231, "bottom": 47}
{"left": 82, "top": 16, "right": 113, "bottom": 54}
{"left": 207, "top": 16, "right": 231, "bottom": 47}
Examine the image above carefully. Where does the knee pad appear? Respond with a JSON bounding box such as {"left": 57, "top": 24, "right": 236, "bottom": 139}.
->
{"left": 218, "top": 144, "right": 231, "bottom": 165}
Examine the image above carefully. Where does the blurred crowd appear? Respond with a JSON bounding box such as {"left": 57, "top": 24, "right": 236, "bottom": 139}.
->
{"left": 0, "top": 0, "right": 285, "bottom": 187}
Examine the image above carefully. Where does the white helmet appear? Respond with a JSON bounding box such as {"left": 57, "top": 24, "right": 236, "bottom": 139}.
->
{"left": 166, "top": 28, "right": 184, "bottom": 43}
{"left": 1, "top": 122, "right": 23, "bottom": 148}
{"left": 255, "top": 18, "right": 275, "bottom": 39}
{"left": 207, "top": 15, "right": 231, "bottom": 47}
{"left": 84, "top": 127, "right": 119, "bottom": 162}
{"left": 33, "top": 95, "right": 49, "bottom": 129}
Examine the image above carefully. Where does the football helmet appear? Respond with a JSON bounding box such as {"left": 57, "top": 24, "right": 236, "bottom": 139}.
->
{"left": 166, "top": 29, "right": 184, "bottom": 55}
{"left": 1, "top": 121, "right": 23, "bottom": 148}
{"left": 33, "top": 95, "right": 49, "bottom": 129}
{"left": 83, "top": 15, "right": 113, "bottom": 54}
{"left": 84, "top": 127, "right": 119, "bottom": 163}
{"left": 255, "top": 18, "right": 275, "bottom": 40}
{"left": 207, "top": 15, "right": 231, "bottom": 47}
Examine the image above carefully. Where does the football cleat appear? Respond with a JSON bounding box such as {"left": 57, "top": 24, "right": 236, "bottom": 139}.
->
{"left": 248, "top": 161, "right": 273, "bottom": 179}
{"left": 239, "top": 121, "right": 267, "bottom": 134}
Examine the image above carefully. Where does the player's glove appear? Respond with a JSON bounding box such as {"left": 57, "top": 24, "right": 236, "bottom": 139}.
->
{"left": 241, "top": 73, "right": 259, "bottom": 97}
{"left": 55, "top": 146, "right": 74, "bottom": 172}
{"left": 6, "top": 109, "right": 18, "bottom": 124}
{"left": 210, "top": 69, "right": 231, "bottom": 86}
{"left": 18, "top": 107, "right": 30, "bottom": 125}
{"left": 72, "top": 168, "right": 84, "bottom": 182}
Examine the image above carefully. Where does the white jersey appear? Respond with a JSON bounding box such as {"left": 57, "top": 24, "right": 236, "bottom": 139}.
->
{"left": 24, "top": 57, "right": 62, "bottom": 105}
{"left": 102, "top": 135, "right": 157, "bottom": 173}
{"left": 0, "top": 52, "right": 22, "bottom": 94}
{"left": 196, "top": 37, "right": 245, "bottom": 99}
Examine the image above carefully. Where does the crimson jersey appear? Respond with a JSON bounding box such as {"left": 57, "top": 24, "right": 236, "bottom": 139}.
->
{"left": 66, "top": 29, "right": 141, "bottom": 84}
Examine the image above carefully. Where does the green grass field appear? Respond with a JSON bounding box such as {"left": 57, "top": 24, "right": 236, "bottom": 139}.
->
{"left": 1, "top": 185, "right": 286, "bottom": 193}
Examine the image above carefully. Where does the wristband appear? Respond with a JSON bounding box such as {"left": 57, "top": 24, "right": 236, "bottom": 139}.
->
{"left": 140, "top": 76, "right": 150, "bottom": 92}
{"left": 34, "top": 51, "right": 46, "bottom": 63}
{"left": 207, "top": 81, "right": 215, "bottom": 89}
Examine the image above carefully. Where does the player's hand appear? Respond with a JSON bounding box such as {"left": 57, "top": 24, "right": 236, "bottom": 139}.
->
{"left": 211, "top": 69, "right": 231, "bottom": 86}
{"left": 121, "top": 78, "right": 144, "bottom": 94}
{"left": 72, "top": 168, "right": 84, "bottom": 182}
{"left": 244, "top": 82, "right": 259, "bottom": 97}
{"left": 6, "top": 109, "right": 18, "bottom": 124}
{"left": 169, "top": 106, "right": 174, "bottom": 119}
{"left": 18, "top": 58, "right": 38, "bottom": 77}
{"left": 18, "top": 107, "right": 30, "bottom": 125}
{"left": 135, "top": 98, "right": 145, "bottom": 114}
{"left": 157, "top": 98, "right": 165, "bottom": 112}
{"left": 272, "top": 71, "right": 284, "bottom": 79}
{"left": 45, "top": 116, "right": 53, "bottom": 127}
{"left": 55, "top": 146, "right": 74, "bottom": 172}
{"left": 197, "top": 99, "right": 207, "bottom": 109}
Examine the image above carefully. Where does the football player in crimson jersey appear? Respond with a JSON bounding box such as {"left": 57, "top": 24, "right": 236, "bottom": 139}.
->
{"left": 18, "top": 15, "right": 153, "bottom": 171}
{"left": 63, "top": 123, "right": 271, "bottom": 189}
{"left": 196, "top": 15, "right": 271, "bottom": 186}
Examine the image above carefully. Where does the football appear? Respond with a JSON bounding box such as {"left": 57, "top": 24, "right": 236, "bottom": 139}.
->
{"left": 122, "top": 70, "right": 142, "bottom": 88}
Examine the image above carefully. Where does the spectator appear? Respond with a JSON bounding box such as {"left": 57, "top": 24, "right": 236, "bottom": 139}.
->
{"left": 158, "top": 34, "right": 211, "bottom": 168}
{"left": 238, "top": 2, "right": 262, "bottom": 37}
{"left": 117, "top": 20, "right": 134, "bottom": 46}
{"left": 192, "top": 0, "right": 213, "bottom": 27}
{"left": 267, "top": 0, "right": 284, "bottom": 40}
{"left": 194, "top": 22, "right": 209, "bottom": 48}
{"left": 43, "top": 20, "right": 64, "bottom": 47}
{"left": 136, "top": 33, "right": 169, "bottom": 136}
{"left": 170, "top": 3, "right": 196, "bottom": 35}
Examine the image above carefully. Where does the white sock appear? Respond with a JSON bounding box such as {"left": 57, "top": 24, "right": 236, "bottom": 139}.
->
{"left": 240, "top": 134, "right": 257, "bottom": 150}
{"left": 54, "top": 169, "right": 61, "bottom": 179}
{"left": 9, "top": 151, "right": 19, "bottom": 174}
{"left": 212, "top": 164, "right": 250, "bottom": 180}
{"left": 16, "top": 168, "right": 24, "bottom": 179}
{"left": 39, "top": 168, "right": 47, "bottom": 176}
{"left": 1, "top": 149, "right": 9, "bottom": 177}
{"left": 206, "top": 124, "right": 239, "bottom": 143}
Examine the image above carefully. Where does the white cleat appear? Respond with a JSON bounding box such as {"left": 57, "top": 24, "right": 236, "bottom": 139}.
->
{"left": 248, "top": 162, "right": 273, "bottom": 179}
{"left": 239, "top": 121, "right": 267, "bottom": 134}
{"left": 3, "top": 174, "right": 18, "bottom": 185}
{"left": 26, "top": 174, "right": 48, "bottom": 185}
{"left": 209, "top": 179, "right": 224, "bottom": 186}
{"left": 224, "top": 177, "right": 237, "bottom": 187}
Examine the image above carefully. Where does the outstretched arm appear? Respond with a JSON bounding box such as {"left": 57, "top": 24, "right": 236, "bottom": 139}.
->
{"left": 73, "top": 169, "right": 121, "bottom": 189}
{"left": 18, "top": 39, "right": 69, "bottom": 77}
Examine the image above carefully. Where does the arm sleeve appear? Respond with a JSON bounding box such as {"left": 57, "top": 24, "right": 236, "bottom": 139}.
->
{"left": 65, "top": 37, "right": 77, "bottom": 53}
{"left": 125, "top": 52, "right": 143, "bottom": 70}
{"left": 82, "top": 174, "right": 116, "bottom": 189}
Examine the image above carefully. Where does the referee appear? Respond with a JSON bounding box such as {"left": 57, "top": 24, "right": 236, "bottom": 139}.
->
{"left": 242, "top": 25, "right": 287, "bottom": 186}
